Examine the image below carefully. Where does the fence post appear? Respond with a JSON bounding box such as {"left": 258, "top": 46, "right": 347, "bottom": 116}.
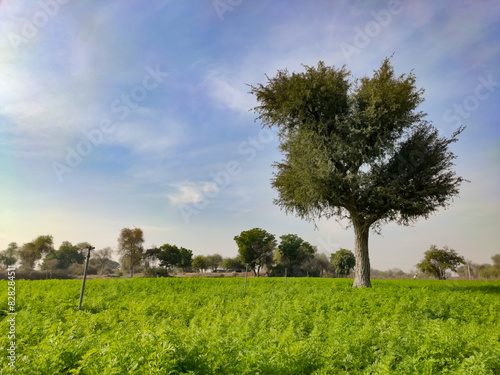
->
{"left": 78, "top": 246, "right": 94, "bottom": 310}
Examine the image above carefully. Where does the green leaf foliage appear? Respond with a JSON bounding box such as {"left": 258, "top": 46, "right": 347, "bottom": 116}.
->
{"left": 17, "top": 235, "right": 54, "bottom": 270}
{"left": 251, "top": 58, "right": 465, "bottom": 227}
{"left": 331, "top": 249, "right": 356, "bottom": 277}
{"left": 1, "top": 278, "right": 499, "bottom": 374}
{"left": 234, "top": 228, "right": 276, "bottom": 276}
{"left": 277, "top": 234, "right": 314, "bottom": 266}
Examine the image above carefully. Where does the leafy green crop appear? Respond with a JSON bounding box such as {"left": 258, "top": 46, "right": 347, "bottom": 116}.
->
{"left": 1, "top": 278, "right": 499, "bottom": 374}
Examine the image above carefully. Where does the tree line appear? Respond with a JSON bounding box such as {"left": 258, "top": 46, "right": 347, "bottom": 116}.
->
{"left": 1, "top": 227, "right": 498, "bottom": 280}
{"left": 0, "top": 227, "right": 358, "bottom": 279}
{"left": 121, "top": 227, "right": 356, "bottom": 278}
{"left": 0, "top": 236, "right": 118, "bottom": 279}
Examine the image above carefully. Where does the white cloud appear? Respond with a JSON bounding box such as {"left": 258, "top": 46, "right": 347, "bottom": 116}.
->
{"left": 167, "top": 182, "right": 205, "bottom": 205}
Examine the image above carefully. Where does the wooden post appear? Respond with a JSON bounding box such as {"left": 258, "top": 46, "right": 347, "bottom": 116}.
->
{"left": 78, "top": 246, "right": 94, "bottom": 310}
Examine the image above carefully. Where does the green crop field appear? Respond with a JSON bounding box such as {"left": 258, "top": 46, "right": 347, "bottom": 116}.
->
{"left": 1, "top": 278, "right": 499, "bottom": 374}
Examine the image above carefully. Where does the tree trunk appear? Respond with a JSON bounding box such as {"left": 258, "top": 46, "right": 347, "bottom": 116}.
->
{"left": 352, "top": 220, "right": 371, "bottom": 288}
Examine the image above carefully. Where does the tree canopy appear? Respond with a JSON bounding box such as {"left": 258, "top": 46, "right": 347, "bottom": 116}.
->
{"left": 42, "top": 241, "right": 85, "bottom": 270}
{"left": 117, "top": 228, "right": 144, "bottom": 277}
{"left": 416, "top": 245, "right": 465, "bottom": 279}
{"left": 277, "top": 234, "right": 314, "bottom": 266}
{"left": 18, "top": 235, "right": 54, "bottom": 270}
{"left": 192, "top": 255, "right": 208, "bottom": 273}
{"left": 206, "top": 254, "right": 223, "bottom": 272}
{"left": 250, "top": 58, "right": 466, "bottom": 287}
{"left": 92, "top": 247, "right": 114, "bottom": 275}
{"left": 330, "top": 249, "right": 356, "bottom": 277}
{"left": 273, "top": 234, "right": 315, "bottom": 276}
{"left": 149, "top": 244, "right": 194, "bottom": 274}
{"left": 0, "top": 242, "right": 18, "bottom": 268}
{"left": 234, "top": 228, "right": 276, "bottom": 277}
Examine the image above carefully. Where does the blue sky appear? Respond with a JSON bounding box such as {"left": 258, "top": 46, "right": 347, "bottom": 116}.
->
{"left": 0, "top": 0, "right": 499, "bottom": 272}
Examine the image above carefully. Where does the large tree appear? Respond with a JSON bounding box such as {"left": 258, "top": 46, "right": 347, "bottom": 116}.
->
{"left": 416, "top": 245, "right": 465, "bottom": 279}
{"left": 117, "top": 227, "right": 144, "bottom": 277}
{"left": 250, "top": 58, "right": 466, "bottom": 287}
{"left": 234, "top": 228, "right": 276, "bottom": 277}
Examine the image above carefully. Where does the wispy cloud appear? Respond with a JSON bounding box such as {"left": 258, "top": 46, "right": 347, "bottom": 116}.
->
{"left": 167, "top": 182, "right": 208, "bottom": 205}
{"left": 202, "top": 72, "right": 254, "bottom": 113}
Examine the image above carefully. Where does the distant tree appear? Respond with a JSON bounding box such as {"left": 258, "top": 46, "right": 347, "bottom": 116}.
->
{"left": 385, "top": 268, "right": 409, "bottom": 279}
{"left": 75, "top": 242, "right": 93, "bottom": 258}
{"left": 473, "top": 255, "right": 500, "bottom": 279}
{"left": 304, "top": 253, "right": 331, "bottom": 277}
{"left": 221, "top": 257, "right": 245, "bottom": 272}
{"left": 177, "top": 247, "right": 193, "bottom": 273}
{"left": 330, "top": 249, "right": 356, "bottom": 277}
{"left": 478, "top": 267, "right": 500, "bottom": 279}
{"left": 0, "top": 242, "right": 18, "bottom": 268}
{"left": 250, "top": 58, "right": 466, "bottom": 287}
{"left": 492, "top": 254, "right": 500, "bottom": 269}
{"left": 117, "top": 228, "right": 145, "bottom": 277}
{"left": 17, "top": 235, "right": 54, "bottom": 269}
{"left": 192, "top": 255, "right": 208, "bottom": 273}
{"left": 42, "top": 241, "right": 85, "bottom": 270}
{"left": 234, "top": 228, "right": 276, "bottom": 277}
{"left": 206, "top": 254, "right": 223, "bottom": 272}
{"left": 416, "top": 245, "right": 465, "bottom": 280}
{"left": 144, "top": 247, "right": 160, "bottom": 268}
{"left": 92, "top": 247, "right": 113, "bottom": 275}
{"left": 156, "top": 244, "right": 180, "bottom": 271}
{"left": 277, "top": 234, "right": 315, "bottom": 268}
